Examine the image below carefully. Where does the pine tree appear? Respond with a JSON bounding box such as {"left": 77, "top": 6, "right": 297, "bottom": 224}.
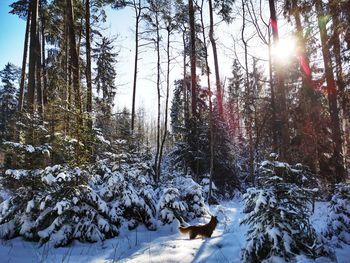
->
{"left": 324, "top": 183, "right": 350, "bottom": 246}
{"left": 241, "top": 156, "right": 332, "bottom": 262}
{"left": 0, "top": 63, "right": 20, "bottom": 141}
{"left": 93, "top": 36, "right": 118, "bottom": 137}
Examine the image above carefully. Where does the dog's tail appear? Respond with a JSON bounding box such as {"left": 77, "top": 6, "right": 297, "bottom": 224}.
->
{"left": 179, "top": 226, "right": 191, "bottom": 234}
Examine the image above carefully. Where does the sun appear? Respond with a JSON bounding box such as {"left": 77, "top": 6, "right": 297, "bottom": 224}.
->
{"left": 271, "top": 37, "right": 296, "bottom": 63}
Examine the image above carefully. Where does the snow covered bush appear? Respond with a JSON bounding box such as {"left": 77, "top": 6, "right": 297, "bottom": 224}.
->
{"left": 158, "top": 187, "right": 187, "bottom": 224}
{"left": 95, "top": 159, "right": 157, "bottom": 230}
{"left": 175, "top": 176, "right": 207, "bottom": 219}
{"left": 0, "top": 165, "right": 119, "bottom": 247}
{"left": 241, "top": 158, "right": 332, "bottom": 262}
{"left": 324, "top": 183, "right": 350, "bottom": 246}
{"left": 0, "top": 147, "right": 210, "bottom": 247}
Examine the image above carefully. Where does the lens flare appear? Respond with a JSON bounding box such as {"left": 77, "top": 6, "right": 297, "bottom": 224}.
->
{"left": 271, "top": 37, "right": 296, "bottom": 63}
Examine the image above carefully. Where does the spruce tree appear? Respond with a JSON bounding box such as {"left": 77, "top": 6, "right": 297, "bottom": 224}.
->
{"left": 0, "top": 63, "right": 20, "bottom": 142}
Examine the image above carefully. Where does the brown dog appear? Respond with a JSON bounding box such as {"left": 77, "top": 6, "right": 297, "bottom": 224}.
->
{"left": 179, "top": 215, "right": 218, "bottom": 239}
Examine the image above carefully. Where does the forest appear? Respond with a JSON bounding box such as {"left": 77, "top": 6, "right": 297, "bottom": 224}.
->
{"left": 0, "top": 0, "right": 349, "bottom": 262}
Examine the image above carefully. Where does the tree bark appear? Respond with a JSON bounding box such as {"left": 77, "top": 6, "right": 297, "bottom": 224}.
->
{"left": 85, "top": 0, "right": 92, "bottom": 130}
{"left": 131, "top": 0, "right": 142, "bottom": 132}
{"left": 158, "top": 26, "right": 171, "bottom": 182}
{"left": 154, "top": 9, "right": 161, "bottom": 182}
{"left": 19, "top": 12, "right": 30, "bottom": 112}
{"left": 189, "top": 0, "right": 197, "bottom": 118}
{"left": 27, "top": 0, "right": 39, "bottom": 113}
{"left": 67, "top": 0, "right": 82, "bottom": 121}
{"left": 241, "top": 0, "right": 254, "bottom": 185}
{"left": 41, "top": 13, "right": 48, "bottom": 107}
{"left": 199, "top": 0, "right": 214, "bottom": 203}
{"left": 36, "top": 23, "right": 43, "bottom": 117}
{"left": 208, "top": 0, "right": 223, "bottom": 117}
{"left": 316, "top": 0, "right": 345, "bottom": 182}
{"left": 268, "top": 0, "right": 289, "bottom": 160}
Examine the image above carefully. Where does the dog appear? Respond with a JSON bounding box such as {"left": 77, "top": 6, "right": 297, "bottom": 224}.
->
{"left": 179, "top": 215, "right": 218, "bottom": 239}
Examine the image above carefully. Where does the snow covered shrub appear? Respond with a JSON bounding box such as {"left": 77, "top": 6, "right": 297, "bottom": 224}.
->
{"left": 0, "top": 165, "right": 119, "bottom": 247}
{"left": 324, "top": 183, "right": 350, "bottom": 246}
{"left": 257, "top": 156, "right": 318, "bottom": 189}
{"left": 95, "top": 159, "right": 157, "bottom": 230}
{"left": 175, "top": 176, "right": 207, "bottom": 219}
{"left": 158, "top": 188, "right": 187, "bottom": 224}
{"left": 2, "top": 141, "right": 51, "bottom": 169}
{"left": 241, "top": 158, "right": 332, "bottom": 262}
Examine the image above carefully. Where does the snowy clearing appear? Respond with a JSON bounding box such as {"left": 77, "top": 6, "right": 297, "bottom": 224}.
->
{"left": 0, "top": 200, "right": 349, "bottom": 263}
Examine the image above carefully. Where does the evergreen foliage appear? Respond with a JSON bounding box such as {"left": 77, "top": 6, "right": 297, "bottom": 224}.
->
{"left": 324, "top": 183, "right": 350, "bottom": 246}
{"left": 241, "top": 157, "right": 332, "bottom": 262}
{"left": 0, "top": 63, "right": 20, "bottom": 142}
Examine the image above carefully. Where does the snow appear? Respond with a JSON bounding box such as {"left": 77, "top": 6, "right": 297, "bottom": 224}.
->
{"left": 0, "top": 200, "right": 349, "bottom": 262}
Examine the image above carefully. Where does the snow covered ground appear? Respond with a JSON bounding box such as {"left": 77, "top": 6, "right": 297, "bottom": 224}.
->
{"left": 0, "top": 200, "right": 349, "bottom": 263}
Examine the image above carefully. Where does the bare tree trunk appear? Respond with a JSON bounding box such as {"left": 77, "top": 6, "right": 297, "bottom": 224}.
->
{"left": 268, "top": 32, "right": 278, "bottom": 152}
{"left": 36, "top": 23, "right": 43, "bottom": 117}
{"left": 208, "top": 0, "right": 223, "bottom": 117}
{"left": 268, "top": 0, "right": 289, "bottom": 160}
{"left": 67, "top": 0, "right": 82, "bottom": 119}
{"left": 330, "top": 0, "right": 348, "bottom": 172}
{"left": 241, "top": 0, "right": 254, "bottom": 185}
{"left": 131, "top": 0, "right": 142, "bottom": 132}
{"left": 41, "top": 14, "right": 48, "bottom": 107}
{"left": 27, "top": 0, "right": 39, "bottom": 113}
{"left": 158, "top": 26, "right": 171, "bottom": 182}
{"left": 85, "top": 0, "right": 93, "bottom": 130}
{"left": 199, "top": 0, "right": 214, "bottom": 203}
{"left": 154, "top": 10, "right": 161, "bottom": 182}
{"left": 19, "top": 13, "right": 30, "bottom": 112}
{"left": 182, "top": 30, "right": 189, "bottom": 130}
{"left": 67, "top": 0, "right": 83, "bottom": 161}
{"left": 316, "top": 0, "right": 345, "bottom": 182}
{"left": 189, "top": 0, "right": 197, "bottom": 117}
{"left": 64, "top": 7, "right": 70, "bottom": 136}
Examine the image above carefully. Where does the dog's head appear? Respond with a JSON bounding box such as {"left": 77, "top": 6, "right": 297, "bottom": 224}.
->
{"left": 211, "top": 215, "right": 218, "bottom": 225}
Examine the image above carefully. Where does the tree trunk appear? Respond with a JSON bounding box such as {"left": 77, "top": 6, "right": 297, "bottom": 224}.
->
{"left": 199, "top": 0, "right": 214, "bottom": 203}
{"left": 154, "top": 10, "right": 161, "bottom": 182}
{"left": 158, "top": 26, "right": 171, "bottom": 183}
{"left": 36, "top": 23, "right": 43, "bottom": 117}
{"left": 189, "top": 0, "right": 197, "bottom": 118}
{"left": 131, "top": 0, "right": 141, "bottom": 132}
{"left": 208, "top": 0, "right": 223, "bottom": 117}
{"left": 268, "top": 0, "right": 289, "bottom": 160}
{"left": 241, "top": 0, "right": 254, "bottom": 185}
{"left": 67, "top": 0, "right": 82, "bottom": 121}
{"left": 330, "top": 0, "right": 348, "bottom": 172}
{"left": 19, "top": 12, "right": 30, "bottom": 112}
{"left": 316, "top": 0, "right": 345, "bottom": 182}
{"left": 27, "top": 0, "right": 39, "bottom": 113}
{"left": 41, "top": 14, "right": 48, "bottom": 107}
{"left": 85, "top": 0, "right": 92, "bottom": 130}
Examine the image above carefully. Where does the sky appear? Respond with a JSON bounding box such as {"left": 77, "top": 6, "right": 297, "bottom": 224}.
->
{"left": 0, "top": 0, "right": 294, "bottom": 122}
{"left": 0, "top": 0, "right": 26, "bottom": 69}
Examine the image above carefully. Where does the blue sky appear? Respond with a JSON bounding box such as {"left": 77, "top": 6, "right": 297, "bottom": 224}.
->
{"left": 0, "top": 0, "right": 26, "bottom": 69}
{"left": 0, "top": 0, "right": 285, "bottom": 118}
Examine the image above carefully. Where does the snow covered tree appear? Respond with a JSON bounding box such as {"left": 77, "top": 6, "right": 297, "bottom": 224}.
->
{"left": 0, "top": 63, "right": 20, "bottom": 142}
{"left": 324, "top": 183, "right": 350, "bottom": 246}
{"left": 93, "top": 36, "right": 118, "bottom": 137}
{"left": 0, "top": 165, "right": 119, "bottom": 247}
{"left": 241, "top": 157, "right": 332, "bottom": 262}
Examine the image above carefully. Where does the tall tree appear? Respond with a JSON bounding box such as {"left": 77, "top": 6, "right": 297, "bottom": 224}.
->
{"left": 268, "top": 0, "right": 289, "bottom": 159}
{"left": 315, "top": 0, "right": 345, "bottom": 182}
{"left": 208, "top": 0, "right": 223, "bottom": 117}
{"left": 66, "top": 0, "right": 82, "bottom": 126}
{"left": 27, "top": 0, "right": 39, "bottom": 113}
{"left": 188, "top": 0, "right": 197, "bottom": 118}
{"left": 86, "top": 0, "right": 93, "bottom": 130}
